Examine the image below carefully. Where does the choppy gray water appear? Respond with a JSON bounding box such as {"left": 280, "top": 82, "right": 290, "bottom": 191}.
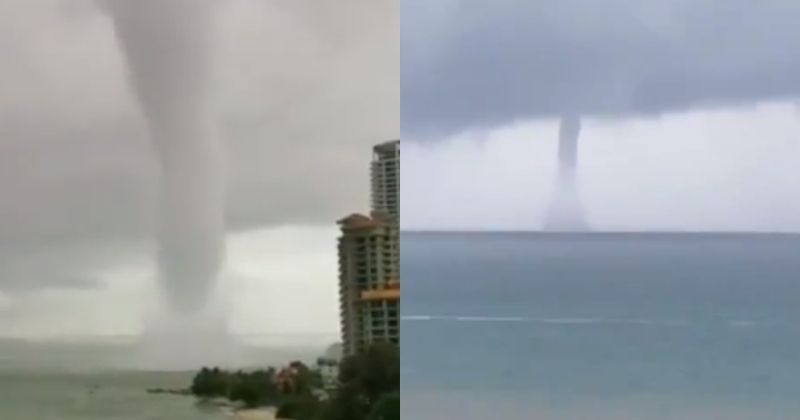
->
{"left": 0, "top": 369, "right": 220, "bottom": 420}
{"left": 402, "top": 232, "right": 800, "bottom": 420}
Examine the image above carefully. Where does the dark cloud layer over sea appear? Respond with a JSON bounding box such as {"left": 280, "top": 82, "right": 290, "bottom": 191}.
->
{"left": 401, "top": 0, "right": 800, "bottom": 137}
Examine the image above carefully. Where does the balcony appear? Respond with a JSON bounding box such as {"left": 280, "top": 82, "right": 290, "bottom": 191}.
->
{"left": 359, "top": 280, "right": 400, "bottom": 302}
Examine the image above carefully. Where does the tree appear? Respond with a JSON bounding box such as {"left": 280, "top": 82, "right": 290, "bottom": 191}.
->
{"left": 228, "top": 369, "right": 281, "bottom": 408}
{"left": 360, "top": 344, "right": 400, "bottom": 403}
{"left": 191, "top": 366, "right": 230, "bottom": 398}
{"left": 291, "top": 361, "right": 323, "bottom": 395}
{"left": 187, "top": 344, "right": 399, "bottom": 420}
{"left": 366, "top": 392, "right": 400, "bottom": 420}
{"left": 319, "top": 383, "right": 370, "bottom": 420}
{"left": 338, "top": 343, "right": 399, "bottom": 404}
{"left": 231, "top": 381, "right": 261, "bottom": 408}
{"left": 321, "top": 343, "right": 400, "bottom": 420}
{"left": 276, "top": 396, "right": 321, "bottom": 420}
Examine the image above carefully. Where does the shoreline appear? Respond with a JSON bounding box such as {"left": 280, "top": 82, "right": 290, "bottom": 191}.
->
{"left": 231, "top": 407, "right": 277, "bottom": 420}
{"left": 196, "top": 398, "right": 278, "bottom": 420}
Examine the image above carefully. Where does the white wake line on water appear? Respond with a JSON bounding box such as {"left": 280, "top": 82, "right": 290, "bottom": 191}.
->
{"left": 401, "top": 315, "right": 781, "bottom": 328}
{"left": 401, "top": 315, "right": 686, "bottom": 326}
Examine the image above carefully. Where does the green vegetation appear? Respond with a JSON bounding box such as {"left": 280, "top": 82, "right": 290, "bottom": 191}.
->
{"left": 190, "top": 364, "right": 318, "bottom": 408}
{"left": 275, "top": 397, "right": 322, "bottom": 419}
{"left": 188, "top": 343, "right": 399, "bottom": 420}
{"left": 366, "top": 392, "right": 400, "bottom": 420}
{"left": 318, "top": 343, "right": 400, "bottom": 420}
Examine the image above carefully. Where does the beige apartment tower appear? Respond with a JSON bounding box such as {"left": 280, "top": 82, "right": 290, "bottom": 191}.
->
{"left": 337, "top": 212, "right": 399, "bottom": 356}
{"left": 338, "top": 140, "right": 400, "bottom": 356}
{"left": 370, "top": 140, "right": 400, "bottom": 218}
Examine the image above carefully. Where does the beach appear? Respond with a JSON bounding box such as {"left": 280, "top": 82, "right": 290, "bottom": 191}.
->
{"left": 232, "top": 408, "right": 278, "bottom": 420}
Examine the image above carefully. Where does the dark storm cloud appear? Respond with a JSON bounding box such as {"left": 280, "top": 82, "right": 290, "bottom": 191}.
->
{"left": 401, "top": 0, "right": 800, "bottom": 136}
{"left": 0, "top": 0, "right": 398, "bottom": 293}
{"left": 0, "top": 240, "right": 119, "bottom": 293}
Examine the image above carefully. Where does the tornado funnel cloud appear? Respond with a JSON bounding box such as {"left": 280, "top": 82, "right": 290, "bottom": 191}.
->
{"left": 544, "top": 115, "right": 589, "bottom": 231}
{"left": 107, "top": 0, "right": 225, "bottom": 313}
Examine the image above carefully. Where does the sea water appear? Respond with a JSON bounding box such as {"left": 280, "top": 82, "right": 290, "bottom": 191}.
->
{"left": 0, "top": 337, "right": 324, "bottom": 419}
{"left": 401, "top": 232, "right": 800, "bottom": 419}
{"left": 0, "top": 369, "right": 220, "bottom": 420}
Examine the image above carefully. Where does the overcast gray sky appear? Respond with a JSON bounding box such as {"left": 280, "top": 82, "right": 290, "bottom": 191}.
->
{"left": 401, "top": 0, "right": 800, "bottom": 231}
{"left": 0, "top": 0, "right": 397, "bottom": 340}
{"left": 402, "top": 0, "right": 800, "bottom": 137}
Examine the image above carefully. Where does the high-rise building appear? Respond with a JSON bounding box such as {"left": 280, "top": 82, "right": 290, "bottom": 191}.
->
{"left": 337, "top": 140, "right": 400, "bottom": 356}
{"left": 370, "top": 140, "right": 400, "bottom": 219}
{"left": 337, "top": 212, "right": 399, "bottom": 356}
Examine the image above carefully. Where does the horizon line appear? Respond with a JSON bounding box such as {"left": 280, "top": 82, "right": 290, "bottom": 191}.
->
{"left": 400, "top": 229, "right": 800, "bottom": 235}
